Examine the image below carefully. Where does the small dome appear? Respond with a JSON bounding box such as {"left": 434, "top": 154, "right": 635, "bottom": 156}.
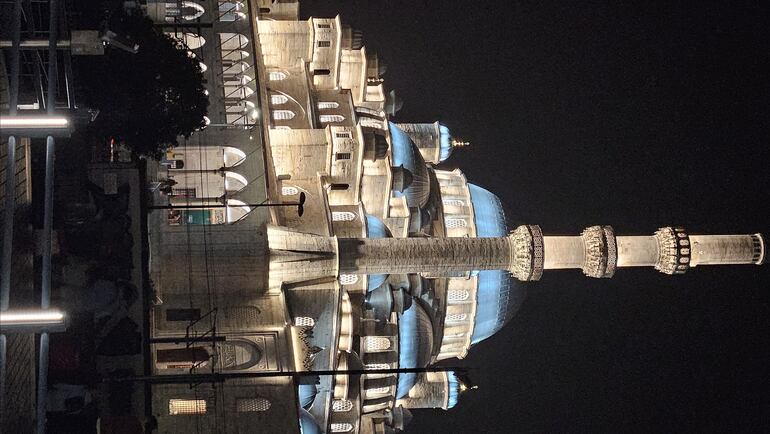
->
{"left": 446, "top": 371, "right": 462, "bottom": 409}
{"left": 298, "top": 383, "right": 318, "bottom": 409}
{"left": 468, "top": 184, "right": 507, "bottom": 237}
{"left": 397, "top": 302, "right": 434, "bottom": 398}
{"left": 298, "top": 408, "right": 322, "bottom": 434}
{"left": 471, "top": 270, "right": 527, "bottom": 344}
{"left": 438, "top": 124, "right": 453, "bottom": 162}
{"left": 389, "top": 123, "right": 431, "bottom": 208}
{"left": 391, "top": 166, "right": 414, "bottom": 192}
{"left": 367, "top": 273, "right": 388, "bottom": 292}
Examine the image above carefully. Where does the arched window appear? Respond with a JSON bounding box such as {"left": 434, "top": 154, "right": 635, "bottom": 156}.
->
{"left": 268, "top": 71, "right": 287, "bottom": 81}
{"left": 445, "top": 218, "right": 467, "bottom": 229}
{"left": 338, "top": 274, "right": 359, "bottom": 285}
{"left": 294, "top": 317, "right": 315, "bottom": 327}
{"left": 332, "top": 211, "right": 356, "bottom": 222}
{"left": 447, "top": 289, "right": 470, "bottom": 302}
{"left": 446, "top": 313, "right": 468, "bottom": 322}
{"left": 236, "top": 398, "right": 271, "bottom": 412}
{"left": 219, "top": 32, "right": 249, "bottom": 49}
{"left": 320, "top": 114, "right": 345, "bottom": 123}
{"left": 314, "top": 69, "right": 331, "bottom": 76}
{"left": 331, "top": 423, "right": 354, "bottom": 433}
{"left": 272, "top": 110, "right": 295, "bottom": 121}
{"left": 219, "top": 2, "right": 246, "bottom": 22}
{"left": 281, "top": 186, "right": 299, "bottom": 196}
{"left": 271, "top": 94, "right": 288, "bottom": 105}
{"left": 366, "top": 387, "right": 390, "bottom": 395}
{"left": 167, "top": 32, "right": 206, "bottom": 49}
{"left": 359, "top": 118, "right": 384, "bottom": 129}
{"left": 364, "top": 336, "right": 391, "bottom": 352}
{"left": 332, "top": 399, "right": 353, "bottom": 412}
{"left": 443, "top": 199, "right": 465, "bottom": 207}
{"left": 317, "top": 101, "right": 339, "bottom": 110}
{"left": 329, "top": 183, "right": 349, "bottom": 191}
{"left": 365, "top": 363, "right": 390, "bottom": 371}
{"left": 169, "top": 399, "right": 206, "bottom": 415}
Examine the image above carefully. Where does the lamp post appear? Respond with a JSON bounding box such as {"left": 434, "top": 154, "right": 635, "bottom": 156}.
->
{"left": 148, "top": 192, "right": 307, "bottom": 217}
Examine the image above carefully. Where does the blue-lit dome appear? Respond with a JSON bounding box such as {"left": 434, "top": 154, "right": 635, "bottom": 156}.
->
{"left": 446, "top": 371, "right": 462, "bottom": 409}
{"left": 471, "top": 270, "right": 527, "bottom": 344}
{"left": 365, "top": 214, "right": 391, "bottom": 292}
{"left": 438, "top": 124, "right": 453, "bottom": 162}
{"left": 389, "top": 122, "right": 431, "bottom": 207}
{"left": 298, "top": 383, "right": 317, "bottom": 409}
{"left": 468, "top": 183, "right": 507, "bottom": 237}
{"left": 298, "top": 408, "right": 322, "bottom": 434}
{"left": 397, "top": 302, "right": 434, "bottom": 398}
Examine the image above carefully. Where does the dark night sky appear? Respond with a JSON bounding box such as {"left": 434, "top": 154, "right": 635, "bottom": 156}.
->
{"left": 301, "top": 2, "right": 770, "bottom": 432}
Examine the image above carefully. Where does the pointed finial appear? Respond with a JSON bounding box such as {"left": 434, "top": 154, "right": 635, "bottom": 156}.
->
{"left": 452, "top": 139, "right": 470, "bottom": 148}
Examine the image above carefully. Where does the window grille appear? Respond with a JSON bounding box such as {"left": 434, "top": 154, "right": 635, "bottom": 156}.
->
{"left": 335, "top": 131, "right": 352, "bottom": 139}
{"left": 364, "top": 336, "right": 391, "bottom": 352}
{"left": 317, "top": 23, "right": 331, "bottom": 29}
{"left": 446, "top": 313, "right": 468, "bottom": 322}
{"left": 236, "top": 398, "right": 271, "bottom": 412}
{"left": 335, "top": 152, "right": 352, "bottom": 161}
{"left": 331, "top": 211, "right": 356, "bottom": 222}
{"left": 268, "top": 71, "right": 287, "bottom": 81}
{"left": 270, "top": 94, "right": 288, "bottom": 105}
{"left": 447, "top": 289, "right": 470, "bottom": 302}
{"left": 332, "top": 399, "right": 353, "bottom": 412}
{"left": 317, "top": 40, "right": 331, "bottom": 48}
{"left": 272, "top": 110, "right": 295, "bottom": 120}
{"left": 330, "top": 423, "right": 354, "bottom": 433}
{"left": 169, "top": 399, "right": 206, "bottom": 415}
{"left": 317, "top": 101, "right": 340, "bottom": 110}
{"left": 281, "top": 186, "right": 299, "bottom": 196}
{"left": 338, "top": 274, "right": 359, "bottom": 285}
{"left": 294, "top": 317, "right": 315, "bottom": 327}
{"left": 445, "top": 218, "right": 467, "bottom": 229}
{"left": 320, "top": 114, "right": 345, "bottom": 123}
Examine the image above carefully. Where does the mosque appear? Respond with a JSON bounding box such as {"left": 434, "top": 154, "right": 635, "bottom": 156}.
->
{"left": 140, "top": 1, "right": 765, "bottom": 433}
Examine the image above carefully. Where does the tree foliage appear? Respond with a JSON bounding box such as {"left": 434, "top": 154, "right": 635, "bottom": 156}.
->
{"left": 75, "top": 12, "right": 208, "bottom": 157}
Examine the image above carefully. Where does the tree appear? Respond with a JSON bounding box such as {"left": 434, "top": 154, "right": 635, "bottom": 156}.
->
{"left": 75, "top": 12, "right": 208, "bottom": 158}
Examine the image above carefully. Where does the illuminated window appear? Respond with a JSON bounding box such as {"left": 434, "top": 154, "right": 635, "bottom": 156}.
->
{"left": 268, "top": 71, "right": 287, "bottom": 81}
{"left": 359, "top": 118, "right": 384, "bottom": 129}
{"left": 169, "top": 399, "right": 206, "bottom": 415}
{"left": 317, "top": 40, "right": 331, "bottom": 48}
{"left": 446, "top": 313, "right": 468, "bottom": 322}
{"left": 294, "top": 317, "right": 315, "bottom": 327}
{"left": 443, "top": 199, "right": 465, "bottom": 207}
{"left": 447, "top": 289, "right": 470, "bottom": 302}
{"left": 445, "top": 218, "right": 467, "bottom": 229}
{"left": 332, "top": 399, "right": 353, "bottom": 412}
{"left": 281, "top": 186, "right": 299, "bottom": 196}
{"left": 367, "top": 387, "right": 389, "bottom": 395}
{"left": 270, "top": 94, "right": 288, "bottom": 105}
{"left": 320, "top": 114, "right": 345, "bottom": 123}
{"left": 331, "top": 211, "right": 356, "bottom": 222}
{"left": 236, "top": 397, "right": 271, "bottom": 412}
{"left": 365, "top": 363, "right": 389, "bottom": 371}
{"left": 317, "top": 101, "right": 339, "bottom": 110}
{"left": 338, "top": 274, "right": 359, "bottom": 285}
{"left": 272, "top": 110, "right": 295, "bottom": 121}
{"left": 364, "top": 336, "right": 391, "bottom": 352}
{"left": 331, "top": 423, "right": 354, "bottom": 432}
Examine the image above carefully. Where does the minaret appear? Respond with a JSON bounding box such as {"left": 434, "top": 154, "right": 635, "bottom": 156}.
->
{"left": 270, "top": 225, "right": 765, "bottom": 281}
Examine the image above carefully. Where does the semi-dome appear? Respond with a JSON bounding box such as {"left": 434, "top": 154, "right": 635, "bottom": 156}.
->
{"left": 471, "top": 270, "right": 527, "bottom": 344}
{"left": 468, "top": 183, "right": 507, "bottom": 237}
{"left": 388, "top": 122, "right": 431, "bottom": 208}
{"left": 298, "top": 383, "right": 318, "bottom": 409}
{"left": 298, "top": 408, "right": 322, "bottom": 434}
{"left": 397, "top": 302, "right": 435, "bottom": 398}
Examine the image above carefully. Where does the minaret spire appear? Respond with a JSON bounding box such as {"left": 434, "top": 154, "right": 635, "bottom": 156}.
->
{"left": 270, "top": 225, "right": 765, "bottom": 281}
